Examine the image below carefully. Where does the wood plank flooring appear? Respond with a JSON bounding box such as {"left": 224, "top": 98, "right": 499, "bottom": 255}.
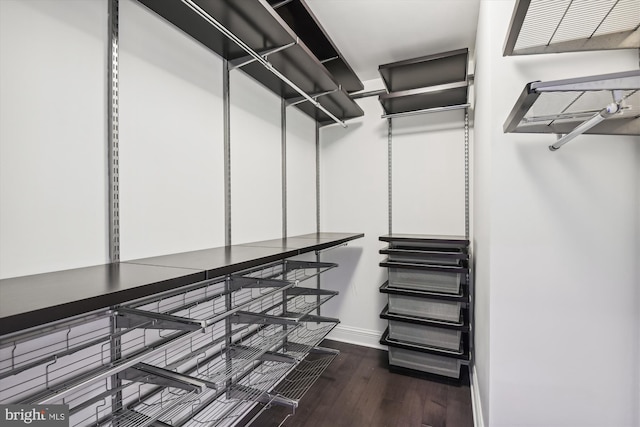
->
{"left": 248, "top": 339, "right": 474, "bottom": 427}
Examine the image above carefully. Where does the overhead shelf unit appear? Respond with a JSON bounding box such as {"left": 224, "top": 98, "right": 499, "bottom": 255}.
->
{"left": 504, "top": 70, "right": 640, "bottom": 150}
{"left": 503, "top": 0, "right": 640, "bottom": 56}
{"left": 377, "top": 48, "right": 470, "bottom": 118}
{"left": 266, "top": 0, "right": 363, "bottom": 93}
{"left": 136, "top": 0, "right": 363, "bottom": 126}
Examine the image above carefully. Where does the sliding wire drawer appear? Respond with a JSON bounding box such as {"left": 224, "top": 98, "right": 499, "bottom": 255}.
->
{"left": 381, "top": 260, "right": 468, "bottom": 294}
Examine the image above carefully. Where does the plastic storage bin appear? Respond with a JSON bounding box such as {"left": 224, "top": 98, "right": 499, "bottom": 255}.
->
{"left": 388, "top": 294, "right": 462, "bottom": 323}
{"left": 388, "top": 320, "right": 461, "bottom": 350}
{"left": 383, "top": 249, "right": 463, "bottom": 266}
{"left": 388, "top": 347, "right": 463, "bottom": 378}
{"left": 388, "top": 266, "right": 462, "bottom": 293}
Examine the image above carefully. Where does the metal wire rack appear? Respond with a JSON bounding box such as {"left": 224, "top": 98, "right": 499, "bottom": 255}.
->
{"left": 0, "top": 259, "right": 340, "bottom": 427}
{"left": 504, "top": 0, "right": 640, "bottom": 55}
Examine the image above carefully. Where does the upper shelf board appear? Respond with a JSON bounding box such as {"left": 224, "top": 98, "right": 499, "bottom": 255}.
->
{"left": 136, "top": 0, "right": 363, "bottom": 125}
{"left": 377, "top": 49, "right": 470, "bottom": 116}
{"left": 503, "top": 0, "right": 640, "bottom": 56}
{"left": 378, "top": 48, "right": 469, "bottom": 93}
{"left": 504, "top": 70, "right": 640, "bottom": 135}
{"left": 266, "top": 0, "right": 363, "bottom": 93}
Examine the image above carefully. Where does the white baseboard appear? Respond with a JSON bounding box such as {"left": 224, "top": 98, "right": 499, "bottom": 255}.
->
{"left": 470, "top": 366, "right": 485, "bottom": 427}
{"left": 326, "top": 324, "right": 385, "bottom": 350}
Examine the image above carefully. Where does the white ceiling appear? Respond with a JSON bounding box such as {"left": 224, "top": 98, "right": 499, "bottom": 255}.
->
{"left": 306, "top": 0, "right": 481, "bottom": 83}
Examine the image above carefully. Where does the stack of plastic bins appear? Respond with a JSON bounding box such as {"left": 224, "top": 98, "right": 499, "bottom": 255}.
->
{"left": 378, "top": 234, "right": 470, "bottom": 379}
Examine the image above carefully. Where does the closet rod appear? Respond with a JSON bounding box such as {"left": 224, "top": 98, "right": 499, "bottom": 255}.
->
{"left": 180, "top": 0, "right": 347, "bottom": 128}
{"left": 381, "top": 103, "right": 470, "bottom": 119}
{"left": 549, "top": 102, "right": 621, "bottom": 151}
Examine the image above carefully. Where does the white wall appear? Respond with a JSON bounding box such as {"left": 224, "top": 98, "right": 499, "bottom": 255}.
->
{"left": 474, "top": 1, "right": 640, "bottom": 426}
{"left": 472, "top": 2, "right": 492, "bottom": 425}
{"left": 393, "top": 110, "right": 466, "bottom": 234}
{"left": 1, "top": 0, "right": 318, "bottom": 276}
{"left": 0, "top": 0, "right": 108, "bottom": 278}
{"left": 119, "top": 0, "right": 225, "bottom": 260}
{"left": 286, "top": 107, "right": 317, "bottom": 236}
{"left": 230, "top": 72, "right": 282, "bottom": 245}
{"left": 320, "top": 91, "right": 389, "bottom": 347}
{"left": 320, "top": 78, "right": 468, "bottom": 347}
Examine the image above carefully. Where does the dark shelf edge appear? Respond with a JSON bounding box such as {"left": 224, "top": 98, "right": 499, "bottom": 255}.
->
{"left": 0, "top": 232, "right": 364, "bottom": 337}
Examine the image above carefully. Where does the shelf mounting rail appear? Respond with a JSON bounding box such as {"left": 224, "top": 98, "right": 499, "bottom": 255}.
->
{"left": 179, "top": 0, "right": 347, "bottom": 128}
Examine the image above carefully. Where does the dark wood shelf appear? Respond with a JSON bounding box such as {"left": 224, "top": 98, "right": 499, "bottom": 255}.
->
{"left": 377, "top": 49, "right": 469, "bottom": 116}
{"left": 0, "top": 232, "right": 364, "bottom": 336}
{"left": 266, "top": 0, "right": 363, "bottom": 93}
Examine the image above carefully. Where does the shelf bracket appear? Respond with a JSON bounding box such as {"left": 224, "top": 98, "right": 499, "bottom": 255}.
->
{"left": 285, "top": 288, "right": 337, "bottom": 297}
{"left": 298, "top": 314, "right": 340, "bottom": 323}
{"left": 115, "top": 307, "right": 205, "bottom": 331}
{"left": 229, "top": 41, "right": 297, "bottom": 70}
{"left": 230, "top": 311, "right": 301, "bottom": 325}
{"left": 228, "top": 346, "right": 297, "bottom": 363}
{"left": 286, "top": 88, "right": 339, "bottom": 107}
{"left": 229, "top": 385, "right": 297, "bottom": 409}
{"left": 229, "top": 276, "right": 291, "bottom": 292}
{"left": 286, "top": 260, "right": 337, "bottom": 270}
{"left": 119, "top": 363, "right": 208, "bottom": 393}
{"left": 309, "top": 346, "right": 340, "bottom": 355}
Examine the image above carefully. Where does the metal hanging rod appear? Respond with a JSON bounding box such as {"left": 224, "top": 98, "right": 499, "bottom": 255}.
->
{"left": 549, "top": 102, "right": 621, "bottom": 151}
{"left": 271, "top": 0, "right": 294, "bottom": 9}
{"left": 180, "top": 0, "right": 347, "bottom": 128}
{"left": 286, "top": 88, "right": 338, "bottom": 107}
{"left": 351, "top": 88, "right": 387, "bottom": 99}
{"left": 381, "top": 103, "right": 471, "bottom": 119}
{"left": 229, "top": 41, "right": 297, "bottom": 70}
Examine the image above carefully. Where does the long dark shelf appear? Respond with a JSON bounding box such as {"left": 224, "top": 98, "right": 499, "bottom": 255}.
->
{"left": 136, "top": 0, "right": 363, "bottom": 125}
{"left": 0, "top": 232, "right": 364, "bottom": 336}
{"left": 266, "top": 0, "right": 363, "bottom": 93}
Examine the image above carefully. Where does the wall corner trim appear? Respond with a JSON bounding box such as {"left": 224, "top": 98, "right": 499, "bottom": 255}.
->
{"left": 470, "top": 365, "right": 486, "bottom": 427}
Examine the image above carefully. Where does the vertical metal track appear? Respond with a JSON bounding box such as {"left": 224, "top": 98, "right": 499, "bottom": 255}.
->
{"left": 108, "top": 0, "right": 120, "bottom": 263}
{"left": 107, "top": 1, "right": 122, "bottom": 420}
{"left": 315, "top": 122, "right": 321, "bottom": 316}
{"left": 224, "top": 276, "right": 232, "bottom": 397}
{"left": 281, "top": 99, "right": 287, "bottom": 239}
{"left": 387, "top": 118, "right": 393, "bottom": 235}
{"left": 223, "top": 60, "right": 231, "bottom": 246}
{"left": 315, "top": 121, "right": 320, "bottom": 234}
{"left": 464, "top": 109, "right": 473, "bottom": 365}
{"left": 464, "top": 111, "right": 470, "bottom": 240}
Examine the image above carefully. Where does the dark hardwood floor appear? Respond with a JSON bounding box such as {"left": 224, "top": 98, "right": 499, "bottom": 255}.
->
{"left": 248, "top": 340, "right": 474, "bottom": 427}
